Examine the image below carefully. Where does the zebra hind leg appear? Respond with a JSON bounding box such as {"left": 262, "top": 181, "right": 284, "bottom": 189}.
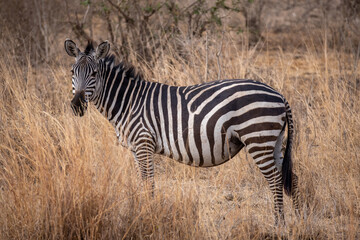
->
{"left": 275, "top": 128, "right": 301, "bottom": 218}
{"left": 291, "top": 173, "right": 301, "bottom": 217}
{"left": 265, "top": 165, "right": 284, "bottom": 225}
{"left": 250, "top": 149, "right": 285, "bottom": 225}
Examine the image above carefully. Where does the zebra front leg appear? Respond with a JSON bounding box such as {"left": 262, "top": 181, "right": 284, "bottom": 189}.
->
{"left": 132, "top": 139, "right": 156, "bottom": 197}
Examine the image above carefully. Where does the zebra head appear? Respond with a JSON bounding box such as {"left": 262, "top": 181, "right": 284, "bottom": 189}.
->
{"left": 64, "top": 39, "right": 110, "bottom": 116}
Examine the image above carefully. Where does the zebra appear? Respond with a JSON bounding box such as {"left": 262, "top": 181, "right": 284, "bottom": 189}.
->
{"left": 64, "top": 39, "right": 300, "bottom": 224}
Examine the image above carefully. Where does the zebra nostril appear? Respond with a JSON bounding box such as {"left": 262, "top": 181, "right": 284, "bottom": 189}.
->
{"left": 71, "top": 96, "right": 81, "bottom": 107}
{"left": 71, "top": 90, "right": 87, "bottom": 116}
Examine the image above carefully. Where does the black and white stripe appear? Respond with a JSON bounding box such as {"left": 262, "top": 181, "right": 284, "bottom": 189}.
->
{"left": 65, "top": 40, "right": 300, "bottom": 223}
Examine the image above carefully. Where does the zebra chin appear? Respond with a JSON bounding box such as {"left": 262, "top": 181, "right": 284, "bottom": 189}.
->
{"left": 70, "top": 100, "right": 88, "bottom": 117}
{"left": 70, "top": 102, "right": 87, "bottom": 116}
{"left": 70, "top": 103, "right": 87, "bottom": 117}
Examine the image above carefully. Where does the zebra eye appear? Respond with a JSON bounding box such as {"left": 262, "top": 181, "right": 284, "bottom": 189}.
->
{"left": 70, "top": 69, "right": 74, "bottom": 75}
{"left": 91, "top": 71, "right": 97, "bottom": 77}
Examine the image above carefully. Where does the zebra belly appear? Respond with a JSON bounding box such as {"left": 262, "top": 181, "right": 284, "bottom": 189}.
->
{"left": 203, "top": 132, "right": 245, "bottom": 167}
{"left": 197, "top": 137, "right": 244, "bottom": 167}
{"left": 160, "top": 134, "right": 244, "bottom": 167}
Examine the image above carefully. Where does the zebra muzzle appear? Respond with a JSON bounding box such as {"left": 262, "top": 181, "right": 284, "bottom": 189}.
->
{"left": 71, "top": 91, "right": 88, "bottom": 117}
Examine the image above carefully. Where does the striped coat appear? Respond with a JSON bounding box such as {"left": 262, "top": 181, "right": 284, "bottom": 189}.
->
{"left": 65, "top": 39, "right": 300, "bottom": 224}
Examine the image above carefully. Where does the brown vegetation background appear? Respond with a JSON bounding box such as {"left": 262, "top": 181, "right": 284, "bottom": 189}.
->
{"left": 0, "top": 0, "right": 359, "bottom": 239}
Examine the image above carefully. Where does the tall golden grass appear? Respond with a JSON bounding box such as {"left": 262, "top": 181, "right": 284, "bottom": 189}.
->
{"left": 0, "top": 29, "right": 359, "bottom": 239}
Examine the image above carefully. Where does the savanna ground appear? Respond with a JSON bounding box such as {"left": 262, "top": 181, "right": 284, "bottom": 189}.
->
{"left": 0, "top": 0, "right": 359, "bottom": 239}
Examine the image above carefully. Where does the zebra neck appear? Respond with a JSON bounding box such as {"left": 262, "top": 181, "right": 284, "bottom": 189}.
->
{"left": 93, "top": 63, "right": 150, "bottom": 134}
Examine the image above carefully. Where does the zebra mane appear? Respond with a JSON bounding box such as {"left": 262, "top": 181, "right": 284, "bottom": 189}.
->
{"left": 104, "top": 54, "right": 142, "bottom": 81}
{"left": 83, "top": 41, "right": 139, "bottom": 81}
{"left": 84, "top": 41, "right": 95, "bottom": 55}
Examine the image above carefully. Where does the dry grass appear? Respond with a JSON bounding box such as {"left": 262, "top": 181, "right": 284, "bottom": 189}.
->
{"left": 0, "top": 28, "right": 359, "bottom": 239}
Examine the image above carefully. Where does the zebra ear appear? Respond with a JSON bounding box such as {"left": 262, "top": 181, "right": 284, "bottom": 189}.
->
{"left": 95, "top": 41, "right": 110, "bottom": 60}
{"left": 64, "top": 39, "right": 79, "bottom": 57}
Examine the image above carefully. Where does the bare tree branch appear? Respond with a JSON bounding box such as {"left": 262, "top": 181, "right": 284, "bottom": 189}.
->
{"left": 106, "top": 0, "right": 134, "bottom": 25}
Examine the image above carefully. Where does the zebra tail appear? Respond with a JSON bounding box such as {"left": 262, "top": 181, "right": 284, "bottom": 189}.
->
{"left": 282, "top": 100, "right": 294, "bottom": 196}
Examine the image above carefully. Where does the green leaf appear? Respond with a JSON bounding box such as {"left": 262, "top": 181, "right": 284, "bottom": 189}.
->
{"left": 100, "top": 3, "right": 110, "bottom": 14}
{"left": 143, "top": 5, "right": 154, "bottom": 14}
{"left": 80, "top": 0, "right": 90, "bottom": 6}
